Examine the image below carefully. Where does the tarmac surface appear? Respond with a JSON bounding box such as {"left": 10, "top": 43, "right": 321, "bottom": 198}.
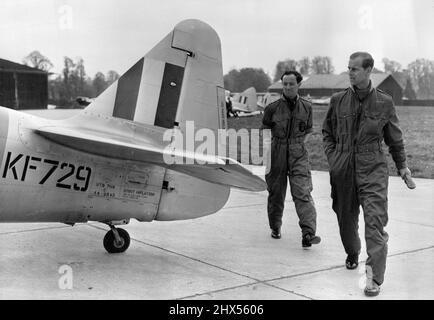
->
{"left": 1, "top": 167, "right": 433, "bottom": 300}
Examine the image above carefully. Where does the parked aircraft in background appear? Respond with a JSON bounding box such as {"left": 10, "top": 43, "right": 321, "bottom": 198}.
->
{"left": 310, "top": 96, "right": 331, "bottom": 105}
{"left": 76, "top": 96, "right": 94, "bottom": 107}
{"left": 257, "top": 92, "right": 280, "bottom": 110}
{"left": 0, "top": 19, "right": 266, "bottom": 254}
{"left": 231, "top": 87, "right": 258, "bottom": 113}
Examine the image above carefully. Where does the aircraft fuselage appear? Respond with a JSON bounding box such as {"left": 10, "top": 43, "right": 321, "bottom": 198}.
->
{"left": 0, "top": 107, "right": 166, "bottom": 223}
{"left": 0, "top": 107, "right": 230, "bottom": 224}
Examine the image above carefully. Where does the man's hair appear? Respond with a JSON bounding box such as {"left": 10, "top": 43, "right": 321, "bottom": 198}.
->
{"left": 280, "top": 70, "right": 303, "bottom": 84}
{"left": 350, "top": 52, "right": 374, "bottom": 69}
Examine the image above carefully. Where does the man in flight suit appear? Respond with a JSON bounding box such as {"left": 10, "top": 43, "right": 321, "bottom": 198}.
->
{"left": 322, "top": 52, "right": 413, "bottom": 296}
{"left": 262, "top": 71, "right": 321, "bottom": 248}
{"left": 226, "top": 96, "right": 238, "bottom": 118}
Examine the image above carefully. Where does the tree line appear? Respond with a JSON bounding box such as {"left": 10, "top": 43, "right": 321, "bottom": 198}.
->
{"left": 224, "top": 56, "right": 434, "bottom": 100}
{"left": 22, "top": 50, "right": 119, "bottom": 107}
{"left": 223, "top": 56, "right": 336, "bottom": 93}
{"left": 23, "top": 51, "right": 434, "bottom": 104}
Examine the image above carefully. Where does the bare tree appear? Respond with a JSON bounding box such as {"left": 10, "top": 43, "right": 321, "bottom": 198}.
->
{"left": 273, "top": 59, "right": 298, "bottom": 82}
{"left": 403, "top": 78, "right": 417, "bottom": 99}
{"left": 382, "top": 58, "right": 402, "bottom": 74}
{"left": 298, "top": 57, "right": 311, "bottom": 75}
{"left": 311, "top": 56, "right": 334, "bottom": 74}
{"left": 224, "top": 68, "right": 271, "bottom": 92}
{"left": 93, "top": 72, "right": 108, "bottom": 96}
{"left": 106, "top": 70, "right": 120, "bottom": 85}
{"left": 61, "top": 56, "right": 92, "bottom": 101}
{"left": 22, "top": 50, "right": 53, "bottom": 72}
{"left": 407, "top": 59, "right": 434, "bottom": 99}
{"left": 62, "top": 56, "right": 75, "bottom": 101}
{"left": 75, "top": 57, "right": 86, "bottom": 95}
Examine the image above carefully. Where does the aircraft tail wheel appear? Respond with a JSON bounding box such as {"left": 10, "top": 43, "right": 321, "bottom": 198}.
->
{"left": 103, "top": 228, "right": 130, "bottom": 253}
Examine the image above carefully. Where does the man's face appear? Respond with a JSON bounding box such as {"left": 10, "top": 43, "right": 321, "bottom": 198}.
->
{"left": 348, "top": 56, "right": 371, "bottom": 88}
{"left": 282, "top": 74, "right": 299, "bottom": 98}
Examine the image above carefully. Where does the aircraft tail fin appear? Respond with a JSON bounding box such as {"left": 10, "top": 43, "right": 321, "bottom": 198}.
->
{"left": 81, "top": 19, "right": 227, "bottom": 132}
{"left": 35, "top": 20, "right": 266, "bottom": 192}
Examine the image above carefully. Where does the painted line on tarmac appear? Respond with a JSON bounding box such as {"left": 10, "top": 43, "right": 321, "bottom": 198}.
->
{"left": 387, "top": 245, "right": 434, "bottom": 258}
{"left": 0, "top": 225, "right": 72, "bottom": 235}
{"left": 390, "top": 218, "right": 434, "bottom": 229}
{"left": 87, "top": 224, "right": 313, "bottom": 300}
{"left": 222, "top": 203, "right": 266, "bottom": 209}
{"left": 192, "top": 246, "right": 434, "bottom": 299}
{"left": 264, "top": 245, "right": 434, "bottom": 284}
{"left": 264, "top": 263, "right": 354, "bottom": 284}
{"left": 178, "top": 282, "right": 312, "bottom": 300}
{"left": 222, "top": 199, "right": 299, "bottom": 210}
{"left": 85, "top": 225, "right": 434, "bottom": 300}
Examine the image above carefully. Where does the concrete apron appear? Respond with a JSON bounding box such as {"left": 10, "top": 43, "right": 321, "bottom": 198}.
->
{"left": 0, "top": 168, "right": 433, "bottom": 300}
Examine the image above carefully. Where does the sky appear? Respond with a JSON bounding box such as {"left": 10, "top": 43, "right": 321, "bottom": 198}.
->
{"left": 1, "top": 0, "right": 433, "bottom": 80}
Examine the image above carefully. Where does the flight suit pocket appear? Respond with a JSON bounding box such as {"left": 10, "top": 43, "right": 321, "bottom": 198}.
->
{"left": 295, "top": 115, "right": 308, "bottom": 136}
{"left": 271, "top": 114, "right": 289, "bottom": 138}
{"left": 357, "top": 152, "right": 375, "bottom": 163}
{"left": 328, "top": 149, "right": 342, "bottom": 176}
{"left": 289, "top": 143, "right": 306, "bottom": 160}
{"left": 337, "top": 113, "right": 356, "bottom": 145}
{"left": 288, "top": 144, "right": 309, "bottom": 177}
{"left": 355, "top": 152, "right": 376, "bottom": 177}
{"left": 326, "top": 148, "right": 336, "bottom": 169}
{"left": 337, "top": 113, "right": 356, "bottom": 134}
{"left": 364, "top": 110, "right": 387, "bottom": 136}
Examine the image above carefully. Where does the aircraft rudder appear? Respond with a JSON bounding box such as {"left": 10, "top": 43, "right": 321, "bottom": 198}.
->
{"left": 79, "top": 19, "right": 224, "bottom": 135}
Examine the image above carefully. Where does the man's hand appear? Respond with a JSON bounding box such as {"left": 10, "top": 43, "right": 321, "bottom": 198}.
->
{"left": 263, "top": 129, "right": 272, "bottom": 175}
{"left": 399, "top": 167, "right": 416, "bottom": 189}
{"left": 399, "top": 167, "right": 411, "bottom": 177}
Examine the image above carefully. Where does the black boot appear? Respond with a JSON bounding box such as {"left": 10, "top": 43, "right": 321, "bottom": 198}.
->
{"left": 271, "top": 228, "right": 281, "bottom": 239}
{"left": 345, "top": 254, "right": 359, "bottom": 269}
{"left": 302, "top": 234, "right": 321, "bottom": 247}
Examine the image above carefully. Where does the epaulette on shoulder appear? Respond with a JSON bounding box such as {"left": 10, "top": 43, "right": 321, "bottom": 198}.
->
{"left": 266, "top": 98, "right": 281, "bottom": 110}
{"left": 299, "top": 97, "right": 312, "bottom": 109}
{"left": 332, "top": 87, "right": 351, "bottom": 96}
{"left": 299, "top": 96, "right": 311, "bottom": 103}
{"left": 330, "top": 89, "right": 348, "bottom": 100}
{"left": 376, "top": 88, "right": 392, "bottom": 97}
{"left": 376, "top": 88, "right": 394, "bottom": 103}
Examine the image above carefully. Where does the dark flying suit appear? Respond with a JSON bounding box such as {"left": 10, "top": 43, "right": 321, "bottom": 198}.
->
{"left": 226, "top": 98, "right": 237, "bottom": 118}
{"left": 262, "top": 95, "right": 317, "bottom": 237}
{"left": 322, "top": 83, "right": 407, "bottom": 285}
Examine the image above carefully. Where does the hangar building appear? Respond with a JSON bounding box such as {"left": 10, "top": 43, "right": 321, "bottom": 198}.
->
{"left": 0, "top": 58, "right": 48, "bottom": 109}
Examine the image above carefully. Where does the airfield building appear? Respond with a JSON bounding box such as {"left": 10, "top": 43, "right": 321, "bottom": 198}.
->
{"left": 268, "top": 73, "right": 403, "bottom": 104}
{"left": 0, "top": 58, "right": 48, "bottom": 110}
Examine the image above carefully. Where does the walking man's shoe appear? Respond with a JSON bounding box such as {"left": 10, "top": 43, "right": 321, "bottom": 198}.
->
{"left": 364, "top": 265, "right": 381, "bottom": 297}
{"left": 302, "top": 234, "right": 321, "bottom": 247}
{"left": 345, "top": 254, "right": 359, "bottom": 270}
{"left": 271, "top": 228, "right": 281, "bottom": 239}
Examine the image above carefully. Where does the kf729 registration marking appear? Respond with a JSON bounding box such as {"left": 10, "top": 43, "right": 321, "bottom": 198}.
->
{"left": 2, "top": 151, "right": 92, "bottom": 192}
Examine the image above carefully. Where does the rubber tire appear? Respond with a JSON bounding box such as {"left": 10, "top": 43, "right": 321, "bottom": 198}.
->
{"left": 103, "top": 228, "right": 130, "bottom": 253}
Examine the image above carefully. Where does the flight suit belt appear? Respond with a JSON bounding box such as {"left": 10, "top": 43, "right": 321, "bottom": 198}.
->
{"left": 336, "top": 141, "right": 382, "bottom": 153}
{"left": 272, "top": 136, "right": 305, "bottom": 145}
